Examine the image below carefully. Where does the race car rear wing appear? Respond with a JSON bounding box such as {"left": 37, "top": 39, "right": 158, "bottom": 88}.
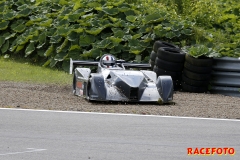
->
{"left": 70, "top": 59, "right": 98, "bottom": 74}
{"left": 70, "top": 58, "right": 151, "bottom": 74}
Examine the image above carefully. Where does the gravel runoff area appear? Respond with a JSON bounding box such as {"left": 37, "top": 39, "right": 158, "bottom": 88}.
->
{"left": 0, "top": 81, "right": 240, "bottom": 120}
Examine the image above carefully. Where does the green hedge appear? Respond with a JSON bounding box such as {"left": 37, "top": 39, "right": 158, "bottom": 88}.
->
{"left": 161, "top": 0, "right": 240, "bottom": 58}
{"left": 0, "top": 0, "right": 239, "bottom": 71}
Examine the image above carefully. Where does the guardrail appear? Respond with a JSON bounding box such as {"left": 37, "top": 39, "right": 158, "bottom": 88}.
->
{"left": 210, "top": 57, "right": 240, "bottom": 97}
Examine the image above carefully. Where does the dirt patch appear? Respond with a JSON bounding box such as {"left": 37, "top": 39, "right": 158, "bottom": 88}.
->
{"left": 0, "top": 81, "right": 240, "bottom": 119}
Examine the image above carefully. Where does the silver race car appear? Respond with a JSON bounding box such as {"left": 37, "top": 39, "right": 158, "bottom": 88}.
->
{"left": 70, "top": 54, "right": 173, "bottom": 104}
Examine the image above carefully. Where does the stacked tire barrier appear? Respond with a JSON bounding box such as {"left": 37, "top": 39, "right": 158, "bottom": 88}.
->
{"left": 210, "top": 57, "right": 240, "bottom": 97}
{"left": 151, "top": 41, "right": 185, "bottom": 90}
{"left": 150, "top": 51, "right": 157, "bottom": 70}
{"left": 150, "top": 42, "right": 240, "bottom": 97}
{"left": 181, "top": 54, "right": 213, "bottom": 93}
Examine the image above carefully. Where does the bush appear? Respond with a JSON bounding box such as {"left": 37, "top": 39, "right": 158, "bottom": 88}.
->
{"left": 0, "top": 0, "right": 239, "bottom": 71}
{"left": 0, "top": 0, "right": 195, "bottom": 71}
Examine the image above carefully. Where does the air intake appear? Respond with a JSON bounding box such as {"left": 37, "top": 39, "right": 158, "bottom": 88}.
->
{"left": 130, "top": 87, "right": 138, "bottom": 100}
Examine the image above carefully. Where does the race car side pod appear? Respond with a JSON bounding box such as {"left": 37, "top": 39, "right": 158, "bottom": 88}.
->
{"left": 70, "top": 58, "right": 99, "bottom": 74}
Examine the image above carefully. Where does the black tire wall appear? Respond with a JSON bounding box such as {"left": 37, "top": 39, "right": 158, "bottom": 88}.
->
{"left": 153, "top": 41, "right": 179, "bottom": 53}
{"left": 151, "top": 41, "right": 185, "bottom": 91}
{"left": 181, "top": 54, "right": 213, "bottom": 93}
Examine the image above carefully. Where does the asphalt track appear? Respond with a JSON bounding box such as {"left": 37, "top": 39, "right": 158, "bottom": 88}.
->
{"left": 0, "top": 108, "right": 239, "bottom": 160}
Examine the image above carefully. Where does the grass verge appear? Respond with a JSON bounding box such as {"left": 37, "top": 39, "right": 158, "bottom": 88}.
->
{"left": 0, "top": 57, "right": 72, "bottom": 85}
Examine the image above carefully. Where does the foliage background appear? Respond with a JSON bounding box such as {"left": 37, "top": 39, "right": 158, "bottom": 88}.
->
{"left": 0, "top": 0, "right": 239, "bottom": 71}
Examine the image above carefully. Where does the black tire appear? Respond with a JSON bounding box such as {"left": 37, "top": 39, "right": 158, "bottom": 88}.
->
{"left": 150, "top": 60, "right": 155, "bottom": 70}
{"left": 150, "top": 51, "right": 157, "bottom": 61}
{"left": 184, "top": 61, "right": 212, "bottom": 74}
{"left": 157, "top": 47, "right": 185, "bottom": 63}
{"left": 185, "top": 53, "right": 213, "bottom": 67}
{"left": 181, "top": 82, "right": 208, "bottom": 93}
{"left": 155, "top": 57, "right": 184, "bottom": 72}
{"left": 153, "top": 66, "right": 181, "bottom": 80}
{"left": 153, "top": 40, "right": 179, "bottom": 52}
{"left": 183, "top": 68, "right": 211, "bottom": 81}
{"left": 173, "top": 80, "right": 182, "bottom": 91}
{"left": 182, "top": 74, "right": 209, "bottom": 87}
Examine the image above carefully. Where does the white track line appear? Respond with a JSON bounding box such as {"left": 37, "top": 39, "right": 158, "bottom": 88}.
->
{"left": 0, "top": 148, "right": 46, "bottom": 156}
{"left": 0, "top": 108, "right": 240, "bottom": 122}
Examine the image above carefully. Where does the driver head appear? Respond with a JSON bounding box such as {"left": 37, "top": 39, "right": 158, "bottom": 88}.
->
{"left": 101, "top": 54, "right": 116, "bottom": 68}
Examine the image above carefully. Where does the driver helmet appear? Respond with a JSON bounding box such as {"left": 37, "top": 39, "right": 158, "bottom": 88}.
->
{"left": 101, "top": 54, "right": 116, "bottom": 68}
